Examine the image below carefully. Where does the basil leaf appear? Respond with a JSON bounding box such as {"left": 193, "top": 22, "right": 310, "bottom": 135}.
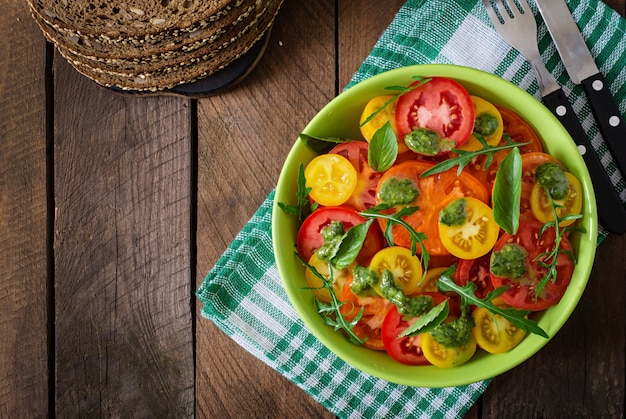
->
{"left": 368, "top": 121, "right": 398, "bottom": 172}
{"left": 492, "top": 147, "right": 522, "bottom": 235}
{"left": 332, "top": 219, "right": 374, "bottom": 269}
{"left": 399, "top": 300, "right": 450, "bottom": 337}
{"left": 298, "top": 133, "right": 352, "bottom": 154}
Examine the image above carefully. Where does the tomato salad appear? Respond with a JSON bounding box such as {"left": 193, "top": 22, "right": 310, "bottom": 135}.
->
{"left": 279, "top": 76, "right": 583, "bottom": 368}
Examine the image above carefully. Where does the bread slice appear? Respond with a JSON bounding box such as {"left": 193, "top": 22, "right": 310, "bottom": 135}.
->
{"left": 52, "top": 0, "right": 283, "bottom": 91}
{"left": 29, "top": 0, "right": 234, "bottom": 40}
{"left": 31, "top": 0, "right": 258, "bottom": 64}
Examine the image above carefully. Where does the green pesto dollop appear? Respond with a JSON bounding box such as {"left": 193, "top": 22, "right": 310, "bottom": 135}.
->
{"left": 351, "top": 265, "right": 379, "bottom": 295}
{"left": 536, "top": 162, "right": 569, "bottom": 200}
{"left": 490, "top": 243, "right": 528, "bottom": 279}
{"left": 378, "top": 177, "right": 419, "bottom": 206}
{"left": 404, "top": 128, "right": 456, "bottom": 155}
{"left": 473, "top": 112, "right": 499, "bottom": 137}
{"left": 439, "top": 198, "right": 467, "bottom": 227}
{"left": 316, "top": 221, "right": 344, "bottom": 262}
{"left": 379, "top": 270, "right": 433, "bottom": 316}
{"left": 430, "top": 309, "right": 475, "bottom": 348}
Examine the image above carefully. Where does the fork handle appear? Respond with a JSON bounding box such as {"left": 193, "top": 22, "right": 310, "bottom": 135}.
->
{"left": 543, "top": 88, "right": 626, "bottom": 234}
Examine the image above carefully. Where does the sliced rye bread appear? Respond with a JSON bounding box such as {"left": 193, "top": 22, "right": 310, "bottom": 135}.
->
{"left": 53, "top": 0, "right": 283, "bottom": 91}
{"left": 31, "top": 0, "right": 259, "bottom": 65}
{"left": 27, "top": 0, "right": 249, "bottom": 60}
{"left": 29, "top": 0, "right": 234, "bottom": 40}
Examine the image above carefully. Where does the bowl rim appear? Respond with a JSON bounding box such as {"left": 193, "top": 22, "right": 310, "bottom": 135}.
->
{"left": 272, "top": 64, "right": 598, "bottom": 387}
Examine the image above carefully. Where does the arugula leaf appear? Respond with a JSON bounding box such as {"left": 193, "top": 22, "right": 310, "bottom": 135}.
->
{"left": 297, "top": 253, "right": 367, "bottom": 345}
{"left": 298, "top": 133, "right": 354, "bottom": 154}
{"left": 420, "top": 135, "right": 530, "bottom": 178}
{"left": 277, "top": 163, "right": 313, "bottom": 222}
{"left": 437, "top": 267, "right": 549, "bottom": 338}
{"left": 492, "top": 147, "right": 522, "bottom": 234}
{"left": 398, "top": 300, "right": 450, "bottom": 337}
{"left": 368, "top": 121, "right": 398, "bottom": 172}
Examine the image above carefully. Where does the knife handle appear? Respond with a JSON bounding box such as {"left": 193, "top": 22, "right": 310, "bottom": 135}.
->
{"left": 581, "top": 72, "right": 626, "bottom": 180}
{"left": 543, "top": 88, "right": 626, "bottom": 234}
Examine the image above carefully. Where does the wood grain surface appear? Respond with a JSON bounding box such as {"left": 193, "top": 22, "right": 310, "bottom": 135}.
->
{"left": 1, "top": 0, "right": 624, "bottom": 418}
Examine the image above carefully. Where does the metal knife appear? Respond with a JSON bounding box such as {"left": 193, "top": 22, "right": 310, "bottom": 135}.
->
{"left": 535, "top": 0, "right": 626, "bottom": 182}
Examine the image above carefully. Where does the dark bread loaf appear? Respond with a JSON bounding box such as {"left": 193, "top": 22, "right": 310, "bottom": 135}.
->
{"left": 29, "top": 0, "right": 284, "bottom": 92}
{"left": 45, "top": 0, "right": 282, "bottom": 91}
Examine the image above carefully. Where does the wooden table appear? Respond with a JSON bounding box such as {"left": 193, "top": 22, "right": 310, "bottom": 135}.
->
{"left": 2, "top": 1, "right": 624, "bottom": 417}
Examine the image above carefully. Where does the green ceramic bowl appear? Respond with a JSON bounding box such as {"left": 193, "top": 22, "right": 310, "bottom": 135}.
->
{"left": 272, "top": 64, "right": 598, "bottom": 387}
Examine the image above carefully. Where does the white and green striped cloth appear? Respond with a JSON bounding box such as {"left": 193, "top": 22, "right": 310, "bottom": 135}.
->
{"left": 197, "top": 0, "right": 625, "bottom": 417}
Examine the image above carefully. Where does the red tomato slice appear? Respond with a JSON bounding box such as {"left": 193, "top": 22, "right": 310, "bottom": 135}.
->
{"left": 329, "top": 141, "right": 381, "bottom": 211}
{"left": 375, "top": 161, "right": 490, "bottom": 255}
{"left": 455, "top": 254, "right": 494, "bottom": 300}
{"left": 395, "top": 77, "right": 475, "bottom": 152}
{"left": 381, "top": 292, "right": 459, "bottom": 365}
{"left": 490, "top": 220, "right": 574, "bottom": 311}
{"left": 296, "top": 206, "right": 383, "bottom": 266}
{"left": 340, "top": 278, "right": 392, "bottom": 350}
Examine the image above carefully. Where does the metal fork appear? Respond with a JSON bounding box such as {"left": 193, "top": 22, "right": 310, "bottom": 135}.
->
{"left": 482, "top": 0, "right": 559, "bottom": 96}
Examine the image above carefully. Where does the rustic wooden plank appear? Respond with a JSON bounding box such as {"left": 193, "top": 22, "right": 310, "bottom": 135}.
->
{"left": 0, "top": 0, "right": 49, "bottom": 417}
{"left": 194, "top": 1, "right": 337, "bottom": 417}
{"left": 52, "top": 58, "right": 194, "bottom": 416}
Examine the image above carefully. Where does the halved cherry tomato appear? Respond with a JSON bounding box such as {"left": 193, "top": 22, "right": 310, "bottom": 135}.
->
{"left": 304, "top": 153, "right": 357, "bottom": 206}
{"left": 359, "top": 95, "right": 408, "bottom": 154}
{"left": 490, "top": 220, "right": 574, "bottom": 311}
{"left": 304, "top": 253, "right": 354, "bottom": 304}
{"left": 296, "top": 206, "right": 383, "bottom": 265}
{"left": 395, "top": 77, "right": 475, "bottom": 153}
{"left": 457, "top": 96, "right": 503, "bottom": 151}
{"left": 381, "top": 292, "right": 457, "bottom": 365}
{"left": 438, "top": 197, "right": 500, "bottom": 259}
{"left": 369, "top": 246, "right": 423, "bottom": 296}
{"left": 531, "top": 172, "right": 583, "bottom": 227}
{"left": 521, "top": 152, "right": 563, "bottom": 222}
{"left": 340, "top": 277, "right": 392, "bottom": 350}
{"left": 329, "top": 141, "right": 381, "bottom": 211}
{"left": 375, "top": 160, "right": 490, "bottom": 255}
{"left": 455, "top": 254, "right": 494, "bottom": 300}
{"left": 420, "top": 328, "right": 477, "bottom": 368}
{"left": 472, "top": 306, "right": 526, "bottom": 354}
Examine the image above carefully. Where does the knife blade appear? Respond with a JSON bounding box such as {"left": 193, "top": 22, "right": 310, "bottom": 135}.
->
{"left": 535, "top": 0, "right": 626, "bottom": 183}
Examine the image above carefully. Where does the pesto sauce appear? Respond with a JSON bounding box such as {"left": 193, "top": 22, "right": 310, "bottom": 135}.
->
{"left": 430, "top": 309, "right": 475, "bottom": 348}
{"left": 439, "top": 198, "right": 467, "bottom": 226}
{"left": 378, "top": 177, "right": 419, "bottom": 206}
{"left": 474, "top": 112, "right": 499, "bottom": 136}
{"left": 379, "top": 270, "right": 433, "bottom": 316}
{"left": 316, "top": 221, "right": 344, "bottom": 262}
{"left": 490, "top": 243, "right": 528, "bottom": 279}
{"left": 404, "top": 128, "right": 456, "bottom": 155}
{"left": 351, "top": 265, "right": 378, "bottom": 295}
{"left": 536, "top": 162, "right": 569, "bottom": 200}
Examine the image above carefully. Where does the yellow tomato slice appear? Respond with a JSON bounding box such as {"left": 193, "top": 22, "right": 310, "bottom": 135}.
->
{"left": 416, "top": 266, "right": 450, "bottom": 292}
{"left": 359, "top": 95, "right": 408, "bottom": 153}
{"left": 438, "top": 197, "right": 499, "bottom": 259}
{"left": 457, "top": 96, "right": 503, "bottom": 151}
{"left": 304, "top": 154, "right": 357, "bottom": 206}
{"left": 420, "top": 332, "right": 477, "bottom": 368}
{"left": 530, "top": 172, "right": 583, "bottom": 226}
{"left": 304, "top": 253, "right": 354, "bottom": 303}
{"left": 471, "top": 307, "right": 526, "bottom": 354}
{"left": 369, "top": 246, "right": 423, "bottom": 296}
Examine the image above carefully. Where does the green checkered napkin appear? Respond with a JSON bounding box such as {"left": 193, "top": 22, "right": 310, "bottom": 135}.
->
{"left": 197, "top": 0, "right": 626, "bottom": 417}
